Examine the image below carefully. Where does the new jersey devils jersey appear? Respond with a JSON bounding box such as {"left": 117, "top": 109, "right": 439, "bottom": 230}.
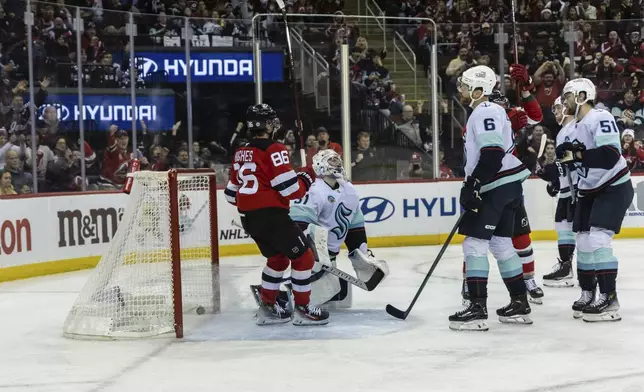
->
{"left": 225, "top": 138, "right": 308, "bottom": 212}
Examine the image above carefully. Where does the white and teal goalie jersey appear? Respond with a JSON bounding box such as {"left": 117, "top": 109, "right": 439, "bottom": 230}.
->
{"left": 290, "top": 178, "right": 364, "bottom": 254}
{"left": 464, "top": 102, "right": 530, "bottom": 193}
{"left": 573, "top": 108, "right": 629, "bottom": 192}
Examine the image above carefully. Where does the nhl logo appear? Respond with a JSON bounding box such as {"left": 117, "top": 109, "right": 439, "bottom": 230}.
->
{"left": 328, "top": 196, "right": 336, "bottom": 203}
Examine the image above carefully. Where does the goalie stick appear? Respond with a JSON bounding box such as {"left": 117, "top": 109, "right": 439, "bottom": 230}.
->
{"left": 386, "top": 213, "right": 465, "bottom": 320}
{"left": 231, "top": 218, "right": 385, "bottom": 291}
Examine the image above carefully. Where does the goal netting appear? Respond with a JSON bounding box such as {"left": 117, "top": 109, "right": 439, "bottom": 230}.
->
{"left": 63, "top": 169, "right": 220, "bottom": 339}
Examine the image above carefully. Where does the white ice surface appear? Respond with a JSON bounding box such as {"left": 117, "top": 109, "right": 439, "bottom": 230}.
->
{"left": 2, "top": 240, "right": 644, "bottom": 392}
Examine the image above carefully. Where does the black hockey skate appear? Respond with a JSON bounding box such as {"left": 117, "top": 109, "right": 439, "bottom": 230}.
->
{"left": 572, "top": 289, "right": 596, "bottom": 319}
{"left": 461, "top": 278, "right": 470, "bottom": 306}
{"left": 293, "top": 304, "right": 329, "bottom": 326}
{"left": 250, "top": 284, "right": 292, "bottom": 312}
{"left": 449, "top": 298, "right": 489, "bottom": 331}
{"left": 496, "top": 294, "right": 533, "bottom": 324}
{"left": 525, "top": 278, "right": 544, "bottom": 305}
{"left": 543, "top": 259, "right": 574, "bottom": 288}
{"left": 582, "top": 291, "right": 621, "bottom": 322}
{"left": 255, "top": 300, "right": 292, "bottom": 326}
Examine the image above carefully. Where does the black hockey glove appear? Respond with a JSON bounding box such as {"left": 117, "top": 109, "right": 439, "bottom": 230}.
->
{"left": 546, "top": 180, "right": 560, "bottom": 197}
{"left": 558, "top": 142, "right": 586, "bottom": 162}
{"left": 296, "top": 171, "right": 313, "bottom": 190}
{"left": 537, "top": 161, "right": 564, "bottom": 183}
{"left": 460, "top": 176, "right": 482, "bottom": 212}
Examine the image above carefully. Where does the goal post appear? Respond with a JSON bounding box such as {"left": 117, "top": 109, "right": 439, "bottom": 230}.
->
{"left": 63, "top": 169, "right": 220, "bottom": 339}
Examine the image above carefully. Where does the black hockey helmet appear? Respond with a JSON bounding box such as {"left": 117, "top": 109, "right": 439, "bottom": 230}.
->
{"left": 246, "top": 104, "right": 281, "bottom": 135}
{"left": 489, "top": 89, "right": 509, "bottom": 108}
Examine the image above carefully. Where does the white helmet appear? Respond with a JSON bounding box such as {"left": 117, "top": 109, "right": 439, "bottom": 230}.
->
{"left": 458, "top": 65, "right": 497, "bottom": 105}
{"left": 562, "top": 78, "right": 596, "bottom": 104}
{"left": 312, "top": 149, "right": 345, "bottom": 180}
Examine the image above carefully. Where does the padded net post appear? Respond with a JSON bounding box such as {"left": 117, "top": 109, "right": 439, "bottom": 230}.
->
{"left": 63, "top": 169, "right": 220, "bottom": 339}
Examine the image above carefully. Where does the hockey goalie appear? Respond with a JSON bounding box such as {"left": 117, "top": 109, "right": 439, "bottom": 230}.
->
{"left": 250, "top": 150, "right": 389, "bottom": 310}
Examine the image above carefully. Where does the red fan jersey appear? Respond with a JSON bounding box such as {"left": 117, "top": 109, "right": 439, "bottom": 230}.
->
{"left": 225, "top": 138, "right": 308, "bottom": 212}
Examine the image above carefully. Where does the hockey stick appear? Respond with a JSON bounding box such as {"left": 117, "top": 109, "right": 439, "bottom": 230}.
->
{"left": 179, "top": 200, "right": 208, "bottom": 234}
{"left": 386, "top": 213, "right": 465, "bottom": 320}
{"left": 560, "top": 151, "right": 578, "bottom": 204}
{"left": 231, "top": 218, "right": 384, "bottom": 291}
{"left": 510, "top": 0, "right": 521, "bottom": 105}
{"left": 275, "top": 0, "right": 306, "bottom": 166}
{"left": 537, "top": 133, "right": 548, "bottom": 159}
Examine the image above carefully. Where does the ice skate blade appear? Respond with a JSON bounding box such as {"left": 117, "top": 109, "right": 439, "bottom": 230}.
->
{"left": 449, "top": 320, "right": 489, "bottom": 331}
{"left": 543, "top": 279, "right": 575, "bottom": 288}
{"left": 292, "top": 316, "right": 329, "bottom": 326}
{"left": 582, "top": 311, "right": 621, "bottom": 323}
{"left": 255, "top": 315, "right": 291, "bottom": 326}
{"left": 572, "top": 310, "right": 584, "bottom": 319}
{"left": 528, "top": 296, "right": 543, "bottom": 305}
{"left": 498, "top": 314, "right": 533, "bottom": 324}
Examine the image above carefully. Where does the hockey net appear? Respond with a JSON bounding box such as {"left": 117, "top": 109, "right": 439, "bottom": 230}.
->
{"left": 63, "top": 169, "right": 220, "bottom": 339}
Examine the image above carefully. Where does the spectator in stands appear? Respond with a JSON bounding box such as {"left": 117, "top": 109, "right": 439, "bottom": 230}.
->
{"left": 628, "top": 43, "right": 644, "bottom": 77}
{"left": 406, "top": 151, "right": 431, "bottom": 179}
{"left": 612, "top": 89, "right": 642, "bottom": 124}
{"left": 0, "top": 128, "right": 19, "bottom": 170}
{"left": 519, "top": 125, "right": 550, "bottom": 172}
{"left": 22, "top": 133, "right": 54, "bottom": 186}
{"left": 445, "top": 46, "right": 474, "bottom": 82}
{"left": 600, "top": 31, "right": 627, "bottom": 61}
{"left": 102, "top": 126, "right": 131, "bottom": 186}
{"left": 392, "top": 100, "right": 431, "bottom": 152}
{"left": 191, "top": 142, "right": 205, "bottom": 168}
{"left": 351, "top": 131, "right": 378, "bottom": 181}
{"left": 622, "top": 129, "right": 639, "bottom": 170}
{"left": 305, "top": 134, "right": 318, "bottom": 167}
{"left": 0, "top": 77, "right": 49, "bottom": 134}
{"left": 533, "top": 60, "right": 565, "bottom": 110}
{"left": 580, "top": 0, "right": 597, "bottom": 19}
{"left": 0, "top": 169, "right": 16, "bottom": 195}
{"left": 46, "top": 137, "right": 79, "bottom": 191}
{"left": 5, "top": 148, "right": 32, "bottom": 191}
{"left": 316, "top": 127, "right": 342, "bottom": 155}
{"left": 174, "top": 148, "right": 190, "bottom": 168}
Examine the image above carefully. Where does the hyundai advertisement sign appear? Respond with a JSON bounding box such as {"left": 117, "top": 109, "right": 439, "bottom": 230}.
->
{"left": 133, "top": 51, "right": 284, "bottom": 83}
{"left": 39, "top": 92, "right": 176, "bottom": 132}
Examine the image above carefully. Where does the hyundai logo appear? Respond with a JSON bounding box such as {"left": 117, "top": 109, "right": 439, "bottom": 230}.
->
{"left": 39, "top": 104, "right": 70, "bottom": 121}
{"left": 135, "top": 57, "right": 159, "bottom": 77}
{"left": 360, "top": 197, "right": 395, "bottom": 223}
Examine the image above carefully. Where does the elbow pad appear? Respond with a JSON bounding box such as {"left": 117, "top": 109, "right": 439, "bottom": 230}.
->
{"left": 582, "top": 146, "right": 620, "bottom": 169}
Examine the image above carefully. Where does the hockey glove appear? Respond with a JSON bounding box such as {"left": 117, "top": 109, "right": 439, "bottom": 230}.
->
{"left": 510, "top": 63, "right": 535, "bottom": 91}
{"left": 508, "top": 109, "right": 528, "bottom": 132}
{"left": 460, "top": 176, "right": 483, "bottom": 212}
{"left": 558, "top": 142, "right": 586, "bottom": 162}
{"left": 546, "top": 180, "right": 560, "bottom": 197}
{"left": 537, "top": 161, "right": 564, "bottom": 183}
{"left": 297, "top": 171, "right": 313, "bottom": 190}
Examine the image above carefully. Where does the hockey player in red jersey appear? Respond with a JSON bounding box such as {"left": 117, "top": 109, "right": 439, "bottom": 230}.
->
{"left": 461, "top": 64, "right": 546, "bottom": 305}
{"left": 225, "top": 104, "right": 329, "bottom": 326}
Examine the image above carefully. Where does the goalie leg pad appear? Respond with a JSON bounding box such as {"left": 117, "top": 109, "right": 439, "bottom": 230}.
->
{"left": 348, "top": 248, "right": 390, "bottom": 284}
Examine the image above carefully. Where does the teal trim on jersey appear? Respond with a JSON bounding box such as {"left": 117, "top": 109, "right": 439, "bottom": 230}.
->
{"left": 497, "top": 255, "right": 522, "bottom": 279}
{"left": 349, "top": 208, "right": 365, "bottom": 230}
{"left": 557, "top": 230, "right": 576, "bottom": 246}
{"left": 594, "top": 134, "right": 620, "bottom": 149}
{"left": 289, "top": 205, "right": 319, "bottom": 225}
{"left": 475, "top": 131, "right": 504, "bottom": 149}
{"left": 594, "top": 248, "right": 618, "bottom": 271}
{"left": 480, "top": 168, "right": 530, "bottom": 193}
{"left": 610, "top": 172, "right": 630, "bottom": 186}
{"left": 465, "top": 255, "right": 489, "bottom": 278}
{"left": 577, "top": 251, "right": 595, "bottom": 271}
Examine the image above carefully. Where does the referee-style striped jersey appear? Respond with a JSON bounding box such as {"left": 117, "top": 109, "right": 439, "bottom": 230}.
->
{"left": 225, "top": 138, "right": 308, "bottom": 212}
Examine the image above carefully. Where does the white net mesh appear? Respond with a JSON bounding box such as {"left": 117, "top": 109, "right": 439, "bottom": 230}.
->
{"left": 63, "top": 170, "right": 219, "bottom": 339}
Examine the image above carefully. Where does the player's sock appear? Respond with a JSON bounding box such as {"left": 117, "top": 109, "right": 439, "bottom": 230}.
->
{"left": 260, "top": 254, "right": 290, "bottom": 304}
{"left": 512, "top": 234, "right": 535, "bottom": 279}
{"left": 593, "top": 247, "right": 618, "bottom": 294}
{"left": 557, "top": 231, "right": 576, "bottom": 262}
{"left": 289, "top": 249, "right": 315, "bottom": 306}
{"left": 497, "top": 254, "right": 526, "bottom": 296}
{"left": 576, "top": 233, "right": 596, "bottom": 292}
{"left": 465, "top": 255, "right": 489, "bottom": 300}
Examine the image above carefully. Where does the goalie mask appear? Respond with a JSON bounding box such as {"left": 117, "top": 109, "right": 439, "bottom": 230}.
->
{"left": 312, "top": 149, "right": 345, "bottom": 181}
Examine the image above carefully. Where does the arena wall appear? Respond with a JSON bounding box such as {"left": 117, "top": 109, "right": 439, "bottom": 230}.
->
{"left": 2, "top": 176, "right": 644, "bottom": 282}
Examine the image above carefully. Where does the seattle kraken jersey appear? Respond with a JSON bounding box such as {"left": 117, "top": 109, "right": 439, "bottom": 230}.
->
{"left": 573, "top": 109, "right": 629, "bottom": 192}
{"left": 289, "top": 179, "right": 364, "bottom": 253}
{"left": 464, "top": 102, "right": 530, "bottom": 193}
{"left": 556, "top": 119, "right": 578, "bottom": 199}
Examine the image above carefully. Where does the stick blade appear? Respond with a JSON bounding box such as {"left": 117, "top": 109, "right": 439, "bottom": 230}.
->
{"left": 537, "top": 133, "right": 548, "bottom": 158}
{"left": 385, "top": 304, "right": 408, "bottom": 320}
